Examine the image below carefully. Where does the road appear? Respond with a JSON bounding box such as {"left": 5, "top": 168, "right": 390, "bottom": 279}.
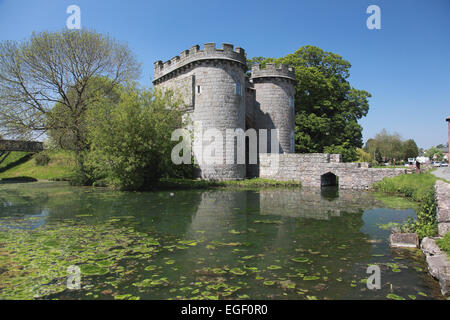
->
{"left": 432, "top": 167, "right": 450, "bottom": 181}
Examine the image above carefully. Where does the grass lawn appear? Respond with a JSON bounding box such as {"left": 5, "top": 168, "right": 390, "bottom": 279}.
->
{"left": 0, "top": 150, "right": 75, "bottom": 181}
{"left": 372, "top": 172, "right": 437, "bottom": 202}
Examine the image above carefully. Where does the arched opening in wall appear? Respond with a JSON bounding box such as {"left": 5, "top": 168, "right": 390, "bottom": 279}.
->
{"left": 321, "top": 172, "right": 338, "bottom": 188}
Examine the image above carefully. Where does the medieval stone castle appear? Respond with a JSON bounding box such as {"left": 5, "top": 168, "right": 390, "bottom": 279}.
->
{"left": 153, "top": 42, "right": 407, "bottom": 188}
{"left": 153, "top": 42, "right": 296, "bottom": 180}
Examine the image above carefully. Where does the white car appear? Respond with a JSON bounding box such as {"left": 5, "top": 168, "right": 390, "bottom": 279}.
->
{"left": 441, "top": 163, "right": 449, "bottom": 167}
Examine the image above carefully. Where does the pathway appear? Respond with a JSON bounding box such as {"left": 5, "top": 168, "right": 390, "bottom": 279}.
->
{"left": 432, "top": 167, "right": 450, "bottom": 181}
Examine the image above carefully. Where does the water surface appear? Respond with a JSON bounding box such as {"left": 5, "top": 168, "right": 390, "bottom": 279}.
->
{"left": 0, "top": 182, "right": 443, "bottom": 300}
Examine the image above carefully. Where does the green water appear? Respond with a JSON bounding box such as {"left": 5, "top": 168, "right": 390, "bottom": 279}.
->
{"left": 0, "top": 182, "right": 443, "bottom": 300}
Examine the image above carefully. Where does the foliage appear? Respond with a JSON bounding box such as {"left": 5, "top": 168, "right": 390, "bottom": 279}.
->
{"left": 403, "top": 139, "right": 419, "bottom": 160}
{"left": 400, "top": 189, "right": 438, "bottom": 239}
{"left": 323, "top": 143, "right": 358, "bottom": 162}
{"left": 276, "top": 46, "right": 370, "bottom": 160}
{"left": 34, "top": 153, "right": 51, "bottom": 166}
{"left": 436, "top": 233, "right": 450, "bottom": 257}
{"left": 47, "top": 77, "right": 121, "bottom": 153}
{"left": 364, "top": 129, "right": 419, "bottom": 163}
{"left": 424, "top": 146, "right": 444, "bottom": 162}
{"left": 356, "top": 148, "right": 372, "bottom": 163}
{"left": 84, "top": 86, "right": 185, "bottom": 190}
{"left": 248, "top": 46, "right": 370, "bottom": 161}
{"left": 373, "top": 172, "right": 438, "bottom": 239}
{"left": 0, "top": 29, "right": 140, "bottom": 143}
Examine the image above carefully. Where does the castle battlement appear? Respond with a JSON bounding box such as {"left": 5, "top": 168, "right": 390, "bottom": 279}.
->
{"left": 251, "top": 63, "right": 296, "bottom": 81}
{"left": 153, "top": 43, "right": 247, "bottom": 83}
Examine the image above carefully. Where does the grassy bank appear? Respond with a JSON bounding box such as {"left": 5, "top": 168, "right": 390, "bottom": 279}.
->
{"left": 373, "top": 172, "right": 438, "bottom": 239}
{"left": 372, "top": 172, "right": 437, "bottom": 202}
{"left": 0, "top": 150, "right": 75, "bottom": 181}
{"left": 158, "top": 178, "right": 302, "bottom": 190}
{"left": 0, "top": 152, "right": 301, "bottom": 190}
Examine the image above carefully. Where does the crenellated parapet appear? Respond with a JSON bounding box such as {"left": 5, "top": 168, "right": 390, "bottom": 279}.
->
{"left": 251, "top": 63, "right": 296, "bottom": 82}
{"left": 153, "top": 43, "right": 247, "bottom": 84}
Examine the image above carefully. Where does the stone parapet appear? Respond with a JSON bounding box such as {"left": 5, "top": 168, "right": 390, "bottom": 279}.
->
{"left": 259, "top": 153, "right": 406, "bottom": 189}
{"left": 251, "top": 63, "right": 296, "bottom": 82}
{"left": 153, "top": 43, "right": 246, "bottom": 83}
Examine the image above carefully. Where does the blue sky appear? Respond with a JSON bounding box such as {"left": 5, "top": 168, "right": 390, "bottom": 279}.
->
{"left": 0, "top": 0, "right": 449, "bottom": 148}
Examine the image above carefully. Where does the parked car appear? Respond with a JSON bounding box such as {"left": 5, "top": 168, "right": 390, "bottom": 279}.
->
{"left": 441, "top": 163, "right": 449, "bottom": 167}
{"left": 432, "top": 162, "right": 441, "bottom": 167}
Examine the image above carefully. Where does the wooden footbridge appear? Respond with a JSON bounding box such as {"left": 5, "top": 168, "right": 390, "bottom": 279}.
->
{"left": 0, "top": 140, "right": 43, "bottom": 165}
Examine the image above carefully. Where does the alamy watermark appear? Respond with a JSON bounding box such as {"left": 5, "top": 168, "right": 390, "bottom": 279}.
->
{"left": 171, "top": 121, "right": 280, "bottom": 170}
{"left": 366, "top": 5, "right": 381, "bottom": 30}
{"left": 67, "top": 265, "right": 81, "bottom": 290}
{"left": 366, "top": 265, "right": 381, "bottom": 290}
{"left": 66, "top": 5, "right": 81, "bottom": 30}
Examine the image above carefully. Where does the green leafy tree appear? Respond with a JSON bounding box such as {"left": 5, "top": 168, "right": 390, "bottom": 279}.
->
{"left": 0, "top": 29, "right": 140, "bottom": 151}
{"left": 84, "top": 86, "right": 185, "bottom": 190}
{"left": 425, "top": 147, "right": 444, "bottom": 162}
{"left": 250, "top": 46, "right": 370, "bottom": 162}
{"left": 365, "top": 130, "right": 420, "bottom": 163}
{"left": 364, "top": 129, "right": 403, "bottom": 163}
{"left": 356, "top": 148, "right": 372, "bottom": 163}
{"left": 402, "top": 139, "right": 419, "bottom": 160}
{"left": 47, "top": 77, "right": 121, "bottom": 152}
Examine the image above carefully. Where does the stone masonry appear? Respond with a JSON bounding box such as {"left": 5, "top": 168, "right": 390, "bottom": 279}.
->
{"left": 436, "top": 180, "right": 450, "bottom": 236}
{"left": 259, "top": 153, "right": 407, "bottom": 189}
{"left": 0, "top": 140, "right": 43, "bottom": 152}
{"left": 153, "top": 43, "right": 295, "bottom": 180}
{"left": 153, "top": 43, "right": 407, "bottom": 188}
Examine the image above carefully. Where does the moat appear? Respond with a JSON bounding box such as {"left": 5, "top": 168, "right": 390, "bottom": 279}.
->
{"left": 0, "top": 182, "right": 444, "bottom": 300}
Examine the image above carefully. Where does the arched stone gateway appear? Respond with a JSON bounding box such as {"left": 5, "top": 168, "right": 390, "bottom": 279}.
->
{"left": 259, "top": 153, "right": 407, "bottom": 190}
{"left": 321, "top": 172, "right": 338, "bottom": 187}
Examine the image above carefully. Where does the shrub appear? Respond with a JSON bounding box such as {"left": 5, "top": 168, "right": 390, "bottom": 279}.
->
{"left": 69, "top": 165, "right": 93, "bottom": 186}
{"left": 84, "top": 86, "right": 185, "bottom": 191}
{"left": 34, "top": 153, "right": 51, "bottom": 166}
{"left": 400, "top": 189, "right": 438, "bottom": 239}
{"left": 436, "top": 233, "right": 450, "bottom": 257}
{"left": 373, "top": 172, "right": 438, "bottom": 239}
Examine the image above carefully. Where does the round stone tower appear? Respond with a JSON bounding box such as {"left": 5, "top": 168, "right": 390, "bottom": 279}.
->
{"left": 251, "top": 63, "right": 296, "bottom": 153}
{"left": 153, "top": 43, "right": 247, "bottom": 180}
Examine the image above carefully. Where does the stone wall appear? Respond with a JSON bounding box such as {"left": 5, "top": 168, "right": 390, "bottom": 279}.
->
{"left": 259, "top": 153, "right": 407, "bottom": 189}
{"left": 154, "top": 43, "right": 247, "bottom": 180}
{"left": 436, "top": 180, "right": 450, "bottom": 236}
{"left": 0, "top": 140, "right": 43, "bottom": 152}
{"left": 251, "top": 64, "right": 296, "bottom": 154}
{"left": 252, "top": 77, "right": 295, "bottom": 154}
{"left": 153, "top": 43, "right": 246, "bottom": 82}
